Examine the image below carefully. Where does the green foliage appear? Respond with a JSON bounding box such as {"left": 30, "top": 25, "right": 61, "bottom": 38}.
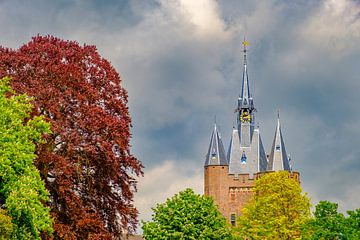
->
{"left": 142, "top": 188, "right": 233, "bottom": 240}
{"left": 235, "top": 171, "right": 311, "bottom": 240}
{"left": 0, "top": 209, "right": 13, "bottom": 239}
{"left": 301, "top": 201, "right": 360, "bottom": 240}
{"left": 345, "top": 208, "right": 360, "bottom": 238}
{"left": 0, "top": 77, "right": 53, "bottom": 239}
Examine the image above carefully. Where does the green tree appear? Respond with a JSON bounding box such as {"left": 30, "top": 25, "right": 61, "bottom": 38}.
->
{"left": 301, "top": 201, "right": 360, "bottom": 240}
{"left": 0, "top": 77, "right": 53, "bottom": 239}
{"left": 142, "top": 188, "right": 233, "bottom": 240}
{"left": 345, "top": 208, "right": 360, "bottom": 239}
{"left": 235, "top": 171, "right": 311, "bottom": 240}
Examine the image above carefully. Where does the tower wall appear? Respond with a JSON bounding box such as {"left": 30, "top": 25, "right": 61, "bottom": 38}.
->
{"left": 204, "top": 165, "right": 229, "bottom": 215}
{"left": 205, "top": 170, "right": 300, "bottom": 225}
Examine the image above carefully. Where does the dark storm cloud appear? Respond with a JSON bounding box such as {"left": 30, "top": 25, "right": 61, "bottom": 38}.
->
{"left": 0, "top": 0, "right": 359, "bottom": 224}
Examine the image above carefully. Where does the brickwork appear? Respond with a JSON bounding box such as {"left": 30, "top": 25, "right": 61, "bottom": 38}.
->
{"left": 204, "top": 166, "right": 300, "bottom": 225}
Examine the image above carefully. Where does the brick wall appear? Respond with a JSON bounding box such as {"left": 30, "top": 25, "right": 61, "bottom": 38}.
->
{"left": 204, "top": 166, "right": 300, "bottom": 226}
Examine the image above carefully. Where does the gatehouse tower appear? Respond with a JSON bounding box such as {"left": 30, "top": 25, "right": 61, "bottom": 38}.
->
{"left": 204, "top": 40, "right": 299, "bottom": 226}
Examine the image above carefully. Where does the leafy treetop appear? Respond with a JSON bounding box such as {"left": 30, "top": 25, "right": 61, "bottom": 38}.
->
{"left": 302, "top": 200, "right": 360, "bottom": 240}
{"left": 142, "top": 188, "right": 233, "bottom": 240}
{"left": 235, "top": 171, "right": 311, "bottom": 240}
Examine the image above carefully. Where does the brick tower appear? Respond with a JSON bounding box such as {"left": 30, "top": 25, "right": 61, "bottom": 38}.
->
{"left": 204, "top": 40, "right": 299, "bottom": 226}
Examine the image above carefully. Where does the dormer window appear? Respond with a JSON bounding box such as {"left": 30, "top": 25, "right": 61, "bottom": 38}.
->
{"left": 241, "top": 152, "right": 247, "bottom": 164}
{"left": 211, "top": 148, "right": 217, "bottom": 160}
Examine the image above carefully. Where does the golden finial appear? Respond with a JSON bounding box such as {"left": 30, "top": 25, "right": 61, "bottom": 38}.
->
{"left": 242, "top": 39, "right": 249, "bottom": 48}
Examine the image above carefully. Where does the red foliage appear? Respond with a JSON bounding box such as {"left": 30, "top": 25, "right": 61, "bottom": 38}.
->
{"left": 0, "top": 36, "right": 143, "bottom": 239}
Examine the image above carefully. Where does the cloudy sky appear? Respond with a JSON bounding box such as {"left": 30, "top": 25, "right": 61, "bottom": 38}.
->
{"left": 1, "top": 0, "right": 359, "bottom": 230}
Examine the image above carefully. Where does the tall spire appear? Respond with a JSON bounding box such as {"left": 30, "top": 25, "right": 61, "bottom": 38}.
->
{"left": 205, "top": 122, "right": 228, "bottom": 166}
{"left": 239, "top": 38, "right": 253, "bottom": 110}
{"left": 267, "top": 112, "right": 291, "bottom": 171}
{"left": 228, "top": 38, "right": 267, "bottom": 177}
{"left": 237, "top": 38, "right": 255, "bottom": 147}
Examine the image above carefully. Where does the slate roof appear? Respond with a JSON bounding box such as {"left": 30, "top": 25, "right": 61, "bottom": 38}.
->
{"left": 267, "top": 116, "right": 291, "bottom": 171}
{"left": 228, "top": 127, "right": 268, "bottom": 176}
{"left": 238, "top": 46, "right": 254, "bottom": 112}
{"left": 204, "top": 123, "right": 228, "bottom": 166}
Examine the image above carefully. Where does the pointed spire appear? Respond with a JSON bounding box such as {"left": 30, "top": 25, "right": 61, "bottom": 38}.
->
{"left": 267, "top": 112, "right": 291, "bottom": 171}
{"left": 205, "top": 122, "right": 228, "bottom": 166}
{"left": 237, "top": 38, "right": 256, "bottom": 147}
{"left": 240, "top": 38, "right": 251, "bottom": 107}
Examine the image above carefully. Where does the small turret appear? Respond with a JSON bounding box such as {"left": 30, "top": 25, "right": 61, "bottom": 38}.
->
{"left": 267, "top": 112, "right": 291, "bottom": 171}
{"left": 204, "top": 122, "right": 228, "bottom": 166}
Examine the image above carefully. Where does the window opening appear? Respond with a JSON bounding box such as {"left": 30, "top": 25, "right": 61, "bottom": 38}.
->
{"left": 241, "top": 152, "right": 247, "bottom": 164}
{"left": 230, "top": 214, "right": 236, "bottom": 226}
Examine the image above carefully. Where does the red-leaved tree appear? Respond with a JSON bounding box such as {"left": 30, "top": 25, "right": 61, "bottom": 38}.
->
{"left": 0, "top": 35, "right": 143, "bottom": 239}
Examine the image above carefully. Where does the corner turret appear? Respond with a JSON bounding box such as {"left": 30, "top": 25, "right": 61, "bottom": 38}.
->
{"left": 267, "top": 112, "right": 291, "bottom": 171}
{"left": 205, "top": 122, "right": 228, "bottom": 166}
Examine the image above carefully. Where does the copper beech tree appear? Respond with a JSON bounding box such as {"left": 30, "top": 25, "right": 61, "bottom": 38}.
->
{"left": 0, "top": 36, "right": 143, "bottom": 239}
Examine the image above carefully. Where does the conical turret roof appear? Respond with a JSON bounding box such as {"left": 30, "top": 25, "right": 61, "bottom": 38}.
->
{"left": 205, "top": 123, "right": 228, "bottom": 166}
{"left": 267, "top": 114, "right": 291, "bottom": 171}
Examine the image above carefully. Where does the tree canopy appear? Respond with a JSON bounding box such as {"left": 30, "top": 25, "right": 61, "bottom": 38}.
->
{"left": 142, "top": 188, "right": 233, "bottom": 240}
{"left": 0, "top": 77, "right": 53, "bottom": 239}
{"left": 0, "top": 36, "right": 143, "bottom": 239}
{"left": 235, "top": 171, "right": 311, "bottom": 240}
{"left": 301, "top": 200, "right": 360, "bottom": 240}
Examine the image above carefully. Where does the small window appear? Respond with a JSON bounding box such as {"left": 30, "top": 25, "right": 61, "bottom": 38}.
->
{"left": 230, "top": 214, "right": 236, "bottom": 226}
{"left": 211, "top": 148, "right": 217, "bottom": 159}
{"left": 276, "top": 145, "right": 281, "bottom": 151}
{"left": 241, "top": 152, "right": 247, "bottom": 164}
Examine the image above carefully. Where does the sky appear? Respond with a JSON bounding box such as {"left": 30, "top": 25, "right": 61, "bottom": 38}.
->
{"left": 1, "top": 0, "right": 359, "bottom": 231}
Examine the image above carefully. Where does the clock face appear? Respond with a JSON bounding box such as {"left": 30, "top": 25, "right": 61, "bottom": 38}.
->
{"left": 240, "top": 111, "right": 251, "bottom": 123}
